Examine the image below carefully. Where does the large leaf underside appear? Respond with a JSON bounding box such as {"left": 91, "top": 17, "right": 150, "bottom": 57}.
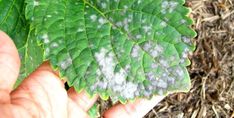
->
{"left": 0, "top": 0, "right": 28, "bottom": 48}
{"left": 23, "top": 0, "right": 196, "bottom": 102}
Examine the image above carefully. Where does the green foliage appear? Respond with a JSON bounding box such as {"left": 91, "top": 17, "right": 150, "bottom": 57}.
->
{"left": 88, "top": 104, "right": 100, "bottom": 118}
{"left": 0, "top": 0, "right": 196, "bottom": 102}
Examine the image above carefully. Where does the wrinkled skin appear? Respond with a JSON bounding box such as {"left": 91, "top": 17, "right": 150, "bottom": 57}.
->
{"left": 0, "top": 31, "right": 165, "bottom": 118}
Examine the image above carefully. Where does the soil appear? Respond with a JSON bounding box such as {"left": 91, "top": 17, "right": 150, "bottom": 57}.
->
{"left": 98, "top": 0, "right": 234, "bottom": 117}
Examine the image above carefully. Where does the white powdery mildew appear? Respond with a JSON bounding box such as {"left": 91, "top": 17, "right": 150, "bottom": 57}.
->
{"left": 143, "top": 41, "right": 164, "bottom": 58}
{"left": 51, "top": 42, "right": 59, "bottom": 48}
{"left": 47, "top": 15, "right": 52, "bottom": 18}
{"left": 182, "top": 36, "right": 192, "bottom": 44}
{"left": 142, "top": 25, "right": 152, "bottom": 33}
{"left": 160, "top": 21, "right": 167, "bottom": 27}
{"left": 101, "top": 3, "right": 107, "bottom": 9}
{"left": 77, "top": 28, "right": 84, "bottom": 32}
{"left": 42, "top": 34, "right": 49, "bottom": 44}
{"left": 131, "top": 45, "right": 141, "bottom": 58}
{"left": 116, "top": 21, "right": 123, "bottom": 27}
{"left": 123, "top": 18, "right": 130, "bottom": 31}
{"left": 114, "top": 15, "right": 133, "bottom": 33}
{"left": 151, "top": 63, "right": 157, "bottom": 69}
{"left": 137, "top": 0, "right": 142, "bottom": 4}
{"left": 33, "top": 1, "right": 39, "bottom": 6}
{"left": 180, "top": 19, "right": 186, "bottom": 24}
{"left": 161, "top": 1, "right": 178, "bottom": 14}
{"left": 123, "top": 5, "right": 128, "bottom": 9}
{"left": 157, "top": 79, "right": 168, "bottom": 89}
{"left": 45, "top": 48, "right": 50, "bottom": 57}
{"left": 121, "top": 82, "right": 138, "bottom": 99}
{"left": 175, "top": 69, "right": 184, "bottom": 78}
{"left": 159, "top": 59, "right": 169, "bottom": 67}
{"left": 136, "top": 34, "right": 142, "bottom": 39}
{"left": 143, "top": 42, "right": 152, "bottom": 51}
{"left": 98, "top": 17, "right": 107, "bottom": 25}
{"left": 60, "top": 56, "right": 72, "bottom": 70}
{"left": 94, "top": 48, "right": 138, "bottom": 99}
{"left": 180, "top": 47, "right": 190, "bottom": 63}
{"left": 90, "top": 14, "right": 97, "bottom": 22}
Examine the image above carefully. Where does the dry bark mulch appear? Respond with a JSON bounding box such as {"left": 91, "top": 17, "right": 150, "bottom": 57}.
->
{"left": 145, "top": 0, "right": 234, "bottom": 117}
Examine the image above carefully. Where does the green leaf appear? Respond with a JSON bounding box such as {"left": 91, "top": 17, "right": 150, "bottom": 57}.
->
{"left": 0, "top": 0, "right": 28, "bottom": 48}
{"left": 15, "top": 30, "right": 44, "bottom": 88}
{"left": 0, "top": 0, "right": 43, "bottom": 87}
{"left": 88, "top": 104, "right": 100, "bottom": 118}
{"left": 25, "top": 0, "right": 196, "bottom": 101}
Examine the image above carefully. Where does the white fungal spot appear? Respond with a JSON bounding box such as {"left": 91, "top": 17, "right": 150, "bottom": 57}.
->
{"left": 116, "top": 21, "right": 123, "bottom": 27}
{"left": 142, "top": 19, "right": 146, "bottom": 24}
{"left": 143, "top": 25, "right": 152, "bottom": 33}
{"left": 147, "top": 72, "right": 156, "bottom": 81}
{"left": 143, "top": 42, "right": 152, "bottom": 51}
{"left": 131, "top": 45, "right": 141, "bottom": 58}
{"left": 33, "top": 1, "right": 39, "bottom": 6}
{"left": 167, "top": 76, "right": 175, "bottom": 84}
{"left": 124, "top": 5, "right": 128, "bottom": 9}
{"left": 101, "top": 3, "right": 107, "bottom": 9}
{"left": 60, "top": 56, "right": 72, "bottom": 70}
{"left": 159, "top": 59, "right": 169, "bottom": 67}
{"left": 42, "top": 34, "right": 49, "bottom": 44}
{"left": 90, "top": 15, "right": 97, "bottom": 22}
{"left": 157, "top": 79, "right": 168, "bottom": 88}
{"left": 160, "top": 21, "right": 167, "bottom": 27}
{"left": 98, "top": 17, "right": 107, "bottom": 25}
{"left": 95, "top": 48, "right": 123, "bottom": 81}
{"left": 77, "top": 28, "right": 84, "bottom": 32}
{"left": 136, "top": 34, "right": 142, "bottom": 39}
{"left": 175, "top": 69, "right": 184, "bottom": 77}
{"left": 94, "top": 48, "right": 138, "bottom": 99}
{"left": 180, "top": 19, "right": 186, "bottom": 24}
{"left": 51, "top": 42, "right": 58, "bottom": 48}
{"left": 137, "top": 0, "right": 142, "bottom": 4}
{"left": 161, "top": 1, "right": 178, "bottom": 14}
{"left": 47, "top": 15, "right": 52, "bottom": 18}
{"left": 151, "top": 63, "right": 157, "bottom": 69}
{"left": 158, "top": 89, "right": 163, "bottom": 95}
{"left": 150, "top": 45, "right": 163, "bottom": 58}
{"left": 121, "top": 82, "right": 138, "bottom": 99}
{"left": 125, "top": 64, "right": 131, "bottom": 72}
{"left": 45, "top": 48, "right": 50, "bottom": 55}
{"left": 96, "top": 69, "right": 101, "bottom": 76}
{"left": 182, "top": 36, "right": 191, "bottom": 44}
{"left": 114, "top": 69, "right": 126, "bottom": 85}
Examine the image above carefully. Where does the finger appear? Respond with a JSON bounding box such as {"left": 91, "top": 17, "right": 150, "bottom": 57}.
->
{"left": 67, "top": 99, "right": 89, "bottom": 118}
{"left": 0, "top": 31, "right": 20, "bottom": 93}
{"left": 68, "top": 87, "right": 98, "bottom": 111}
{"left": 103, "top": 96, "right": 165, "bottom": 118}
{"left": 41, "top": 61, "right": 67, "bottom": 84}
{"left": 11, "top": 62, "right": 68, "bottom": 118}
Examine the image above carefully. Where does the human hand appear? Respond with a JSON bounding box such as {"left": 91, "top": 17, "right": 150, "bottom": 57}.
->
{"left": 0, "top": 31, "right": 165, "bottom": 118}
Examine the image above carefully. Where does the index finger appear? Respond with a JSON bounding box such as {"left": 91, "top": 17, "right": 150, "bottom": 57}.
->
{"left": 103, "top": 96, "right": 165, "bottom": 118}
{"left": 0, "top": 31, "right": 20, "bottom": 93}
